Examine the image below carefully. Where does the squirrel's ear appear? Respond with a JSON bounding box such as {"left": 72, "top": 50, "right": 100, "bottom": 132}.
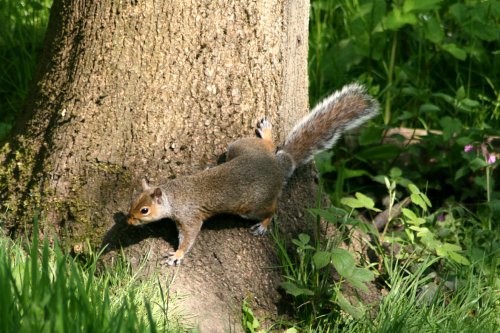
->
{"left": 141, "top": 178, "right": 151, "bottom": 190}
{"left": 153, "top": 188, "right": 163, "bottom": 204}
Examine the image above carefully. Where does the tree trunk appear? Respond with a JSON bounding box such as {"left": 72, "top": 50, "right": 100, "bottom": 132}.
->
{"left": 0, "top": 0, "right": 310, "bottom": 330}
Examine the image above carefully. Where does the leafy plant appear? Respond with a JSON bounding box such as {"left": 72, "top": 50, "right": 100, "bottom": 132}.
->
{"left": 310, "top": 0, "right": 499, "bottom": 129}
{"left": 275, "top": 228, "right": 375, "bottom": 322}
{"left": 242, "top": 300, "right": 264, "bottom": 333}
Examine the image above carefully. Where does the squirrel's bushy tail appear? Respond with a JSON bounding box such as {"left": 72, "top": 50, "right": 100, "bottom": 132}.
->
{"left": 277, "top": 83, "right": 379, "bottom": 177}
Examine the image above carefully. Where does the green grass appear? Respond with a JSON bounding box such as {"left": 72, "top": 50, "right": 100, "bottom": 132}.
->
{"left": 0, "top": 0, "right": 51, "bottom": 140}
{"left": 370, "top": 258, "right": 498, "bottom": 333}
{"left": 265, "top": 222, "right": 499, "bottom": 333}
{"left": 0, "top": 218, "right": 184, "bottom": 333}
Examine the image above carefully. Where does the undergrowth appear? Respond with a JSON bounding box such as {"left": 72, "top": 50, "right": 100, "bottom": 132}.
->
{"left": 259, "top": 180, "right": 499, "bottom": 332}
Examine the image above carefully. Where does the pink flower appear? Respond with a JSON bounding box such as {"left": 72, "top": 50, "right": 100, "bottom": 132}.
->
{"left": 464, "top": 144, "right": 474, "bottom": 153}
{"left": 487, "top": 154, "right": 496, "bottom": 164}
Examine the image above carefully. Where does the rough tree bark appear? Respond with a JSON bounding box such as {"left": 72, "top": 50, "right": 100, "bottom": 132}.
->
{"left": 0, "top": 0, "right": 312, "bottom": 330}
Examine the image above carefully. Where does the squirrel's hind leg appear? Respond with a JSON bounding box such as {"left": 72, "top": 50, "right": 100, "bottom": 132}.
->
{"left": 249, "top": 199, "right": 276, "bottom": 235}
{"left": 250, "top": 216, "right": 272, "bottom": 235}
{"left": 255, "top": 118, "right": 273, "bottom": 142}
{"left": 226, "top": 118, "right": 275, "bottom": 161}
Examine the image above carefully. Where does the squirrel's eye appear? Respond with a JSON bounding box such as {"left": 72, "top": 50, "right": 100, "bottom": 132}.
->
{"left": 140, "top": 207, "right": 149, "bottom": 215}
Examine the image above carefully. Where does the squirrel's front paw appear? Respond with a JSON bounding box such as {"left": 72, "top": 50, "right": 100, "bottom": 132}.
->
{"left": 164, "top": 250, "right": 184, "bottom": 266}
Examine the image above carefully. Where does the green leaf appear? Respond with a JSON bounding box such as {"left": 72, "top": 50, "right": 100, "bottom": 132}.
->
{"left": 448, "top": 251, "right": 471, "bottom": 265}
{"left": 419, "top": 103, "right": 441, "bottom": 113}
{"left": 405, "top": 228, "right": 416, "bottom": 243}
{"left": 408, "top": 183, "right": 420, "bottom": 194}
{"left": 313, "top": 251, "right": 331, "bottom": 269}
{"left": 442, "top": 43, "right": 467, "bottom": 61}
{"left": 454, "top": 166, "right": 469, "bottom": 180}
{"left": 355, "top": 192, "right": 381, "bottom": 212}
{"left": 403, "top": 0, "right": 442, "bottom": 13}
{"left": 469, "top": 20, "right": 498, "bottom": 42}
{"left": 384, "top": 176, "right": 393, "bottom": 191}
{"left": 351, "top": 267, "right": 374, "bottom": 283}
{"left": 331, "top": 248, "right": 355, "bottom": 278}
{"left": 308, "top": 207, "right": 349, "bottom": 223}
{"left": 330, "top": 38, "right": 364, "bottom": 70}
{"left": 343, "top": 168, "right": 370, "bottom": 179}
{"left": 456, "top": 136, "right": 473, "bottom": 146}
{"left": 488, "top": 200, "right": 500, "bottom": 217}
{"left": 390, "top": 167, "right": 403, "bottom": 178}
{"left": 346, "top": 267, "right": 375, "bottom": 293}
{"left": 359, "top": 126, "right": 383, "bottom": 146}
{"left": 298, "top": 233, "right": 310, "bottom": 245}
{"left": 309, "top": 208, "right": 362, "bottom": 228}
{"left": 423, "top": 16, "right": 444, "bottom": 43}
{"left": 357, "top": 144, "right": 402, "bottom": 161}
{"left": 402, "top": 207, "right": 417, "bottom": 220}
{"left": 433, "top": 92, "right": 454, "bottom": 104}
{"left": 346, "top": 277, "right": 369, "bottom": 293}
{"left": 336, "top": 292, "right": 365, "bottom": 319}
{"left": 280, "top": 282, "right": 314, "bottom": 297}
{"left": 439, "top": 116, "right": 463, "bottom": 140}
{"left": 441, "top": 243, "right": 462, "bottom": 252}
{"left": 456, "top": 86, "right": 466, "bottom": 100}
{"left": 449, "top": 3, "right": 467, "bottom": 22}
{"left": 461, "top": 98, "right": 480, "bottom": 108}
{"left": 421, "top": 192, "right": 432, "bottom": 208}
{"left": 402, "top": 208, "right": 426, "bottom": 225}
{"left": 474, "top": 176, "right": 488, "bottom": 190}
{"left": 410, "top": 225, "right": 430, "bottom": 235}
{"left": 341, "top": 193, "right": 381, "bottom": 212}
{"left": 372, "top": 175, "right": 387, "bottom": 185}
{"left": 411, "top": 193, "right": 428, "bottom": 211}
{"left": 341, "top": 197, "right": 365, "bottom": 209}
{"left": 470, "top": 158, "right": 488, "bottom": 171}
{"left": 437, "top": 243, "right": 471, "bottom": 265}
{"left": 292, "top": 234, "right": 315, "bottom": 251}
{"left": 379, "top": 8, "right": 418, "bottom": 31}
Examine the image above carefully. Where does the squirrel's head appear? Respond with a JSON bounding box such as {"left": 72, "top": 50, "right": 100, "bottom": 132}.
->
{"left": 127, "top": 179, "right": 170, "bottom": 225}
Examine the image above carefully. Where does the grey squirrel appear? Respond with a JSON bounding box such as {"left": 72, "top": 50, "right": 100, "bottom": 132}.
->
{"left": 127, "top": 83, "right": 379, "bottom": 265}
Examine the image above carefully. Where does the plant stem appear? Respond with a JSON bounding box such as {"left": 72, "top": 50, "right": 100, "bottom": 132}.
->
{"left": 486, "top": 166, "right": 491, "bottom": 203}
{"left": 384, "top": 31, "right": 398, "bottom": 125}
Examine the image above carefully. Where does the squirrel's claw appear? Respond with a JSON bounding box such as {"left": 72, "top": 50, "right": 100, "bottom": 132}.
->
{"left": 250, "top": 222, "right": 268, "bottom": 236}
